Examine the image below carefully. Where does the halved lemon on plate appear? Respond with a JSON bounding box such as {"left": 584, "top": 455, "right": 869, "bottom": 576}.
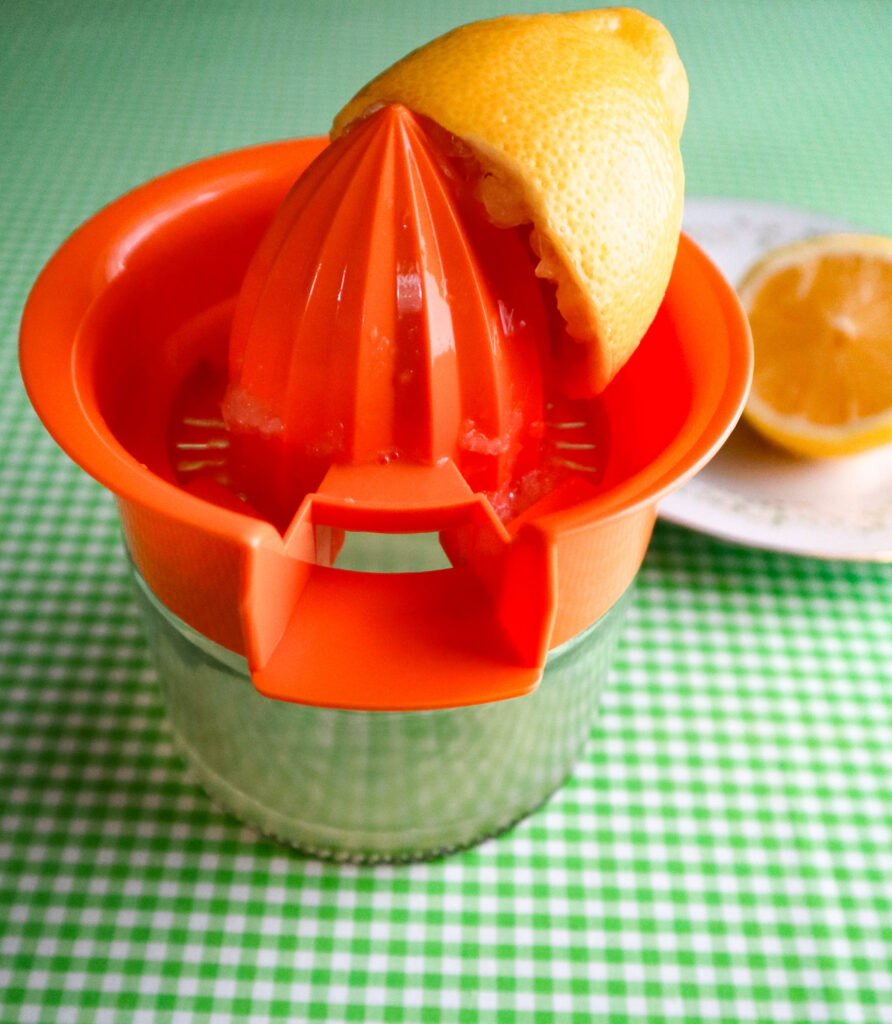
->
{"left": 740, "top": 233, "right": 892, "bottom": 457}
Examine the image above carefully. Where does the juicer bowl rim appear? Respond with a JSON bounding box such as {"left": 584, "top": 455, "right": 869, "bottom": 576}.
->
{"left": 19, "top": 135, "right": 752, "bottom": 545}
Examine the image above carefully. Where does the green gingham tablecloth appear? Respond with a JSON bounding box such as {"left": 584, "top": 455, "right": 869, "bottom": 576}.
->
{"left": 2, "top": 1, "right": 891, "bottom": 1021}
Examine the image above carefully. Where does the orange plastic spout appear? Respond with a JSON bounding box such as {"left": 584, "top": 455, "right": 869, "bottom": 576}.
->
{"left": 223, "top": 104, "right": 548, "bottom": 531}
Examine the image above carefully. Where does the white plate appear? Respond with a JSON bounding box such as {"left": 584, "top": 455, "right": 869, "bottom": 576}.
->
{"left": 659, "top": 197, "right": 892, "bottom": 561}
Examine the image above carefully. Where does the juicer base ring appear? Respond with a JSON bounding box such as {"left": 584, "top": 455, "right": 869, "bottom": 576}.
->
{"left": 169, "top": 720, "right": 572, "bottom": 863}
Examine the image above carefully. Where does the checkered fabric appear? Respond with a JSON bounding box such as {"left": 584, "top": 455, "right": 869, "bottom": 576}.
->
{"left": 2, "top": 1, "right": 891, "bottom": 1021}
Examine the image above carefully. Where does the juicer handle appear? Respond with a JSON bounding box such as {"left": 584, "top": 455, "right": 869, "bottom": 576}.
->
{"left": 239, "top": 513, "right": 557, "bottom": 712}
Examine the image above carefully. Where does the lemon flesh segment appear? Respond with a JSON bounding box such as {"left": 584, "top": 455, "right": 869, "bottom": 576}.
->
{"left": 332, "top": 8, "right": 688, "bottom": 396}
{"left": 739, "top": 234, "right": 892, "bottom": 458}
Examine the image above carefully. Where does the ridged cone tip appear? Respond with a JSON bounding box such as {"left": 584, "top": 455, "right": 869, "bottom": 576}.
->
{"left": 224, "top": 104, "right": 548, "bottom": 527}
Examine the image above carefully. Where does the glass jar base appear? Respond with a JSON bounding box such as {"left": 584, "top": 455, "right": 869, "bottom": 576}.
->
{"left": 132, "top": 564, "right": 632, "bottom": 862}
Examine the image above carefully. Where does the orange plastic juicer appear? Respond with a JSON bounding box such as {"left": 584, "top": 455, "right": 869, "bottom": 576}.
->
{"left": 20, "top": 103, "right": 751, "bottom": 858}
{"left": 20, "top": 102, "right": 751, "bottom": 710}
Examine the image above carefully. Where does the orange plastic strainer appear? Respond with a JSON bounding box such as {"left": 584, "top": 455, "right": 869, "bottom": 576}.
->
{"left": 20, "top": 109, "right": 752, "bottom": 712}
{"left": 224, "top": 105, "right": 547, "bottom": 527}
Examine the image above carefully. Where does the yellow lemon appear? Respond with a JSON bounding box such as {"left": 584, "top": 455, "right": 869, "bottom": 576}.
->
{"left": 739, "top": 233, "right": 892, "bottom": 457}
{"left": 332, "top": 8, "right": 687, "bottom": 394}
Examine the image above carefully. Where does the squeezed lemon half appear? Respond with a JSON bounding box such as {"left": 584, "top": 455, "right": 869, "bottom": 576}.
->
{"left": 332, "top": 8, "right": 688, "bottom": 395}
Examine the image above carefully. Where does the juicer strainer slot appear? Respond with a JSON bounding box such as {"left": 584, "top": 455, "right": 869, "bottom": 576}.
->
{"left": 331, "top": 531, "right": 451, "bottom": 574}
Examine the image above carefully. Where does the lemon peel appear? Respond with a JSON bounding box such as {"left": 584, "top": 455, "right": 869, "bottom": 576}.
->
{"left": 332, "top": 8, "right": 688, "bottom": 395}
